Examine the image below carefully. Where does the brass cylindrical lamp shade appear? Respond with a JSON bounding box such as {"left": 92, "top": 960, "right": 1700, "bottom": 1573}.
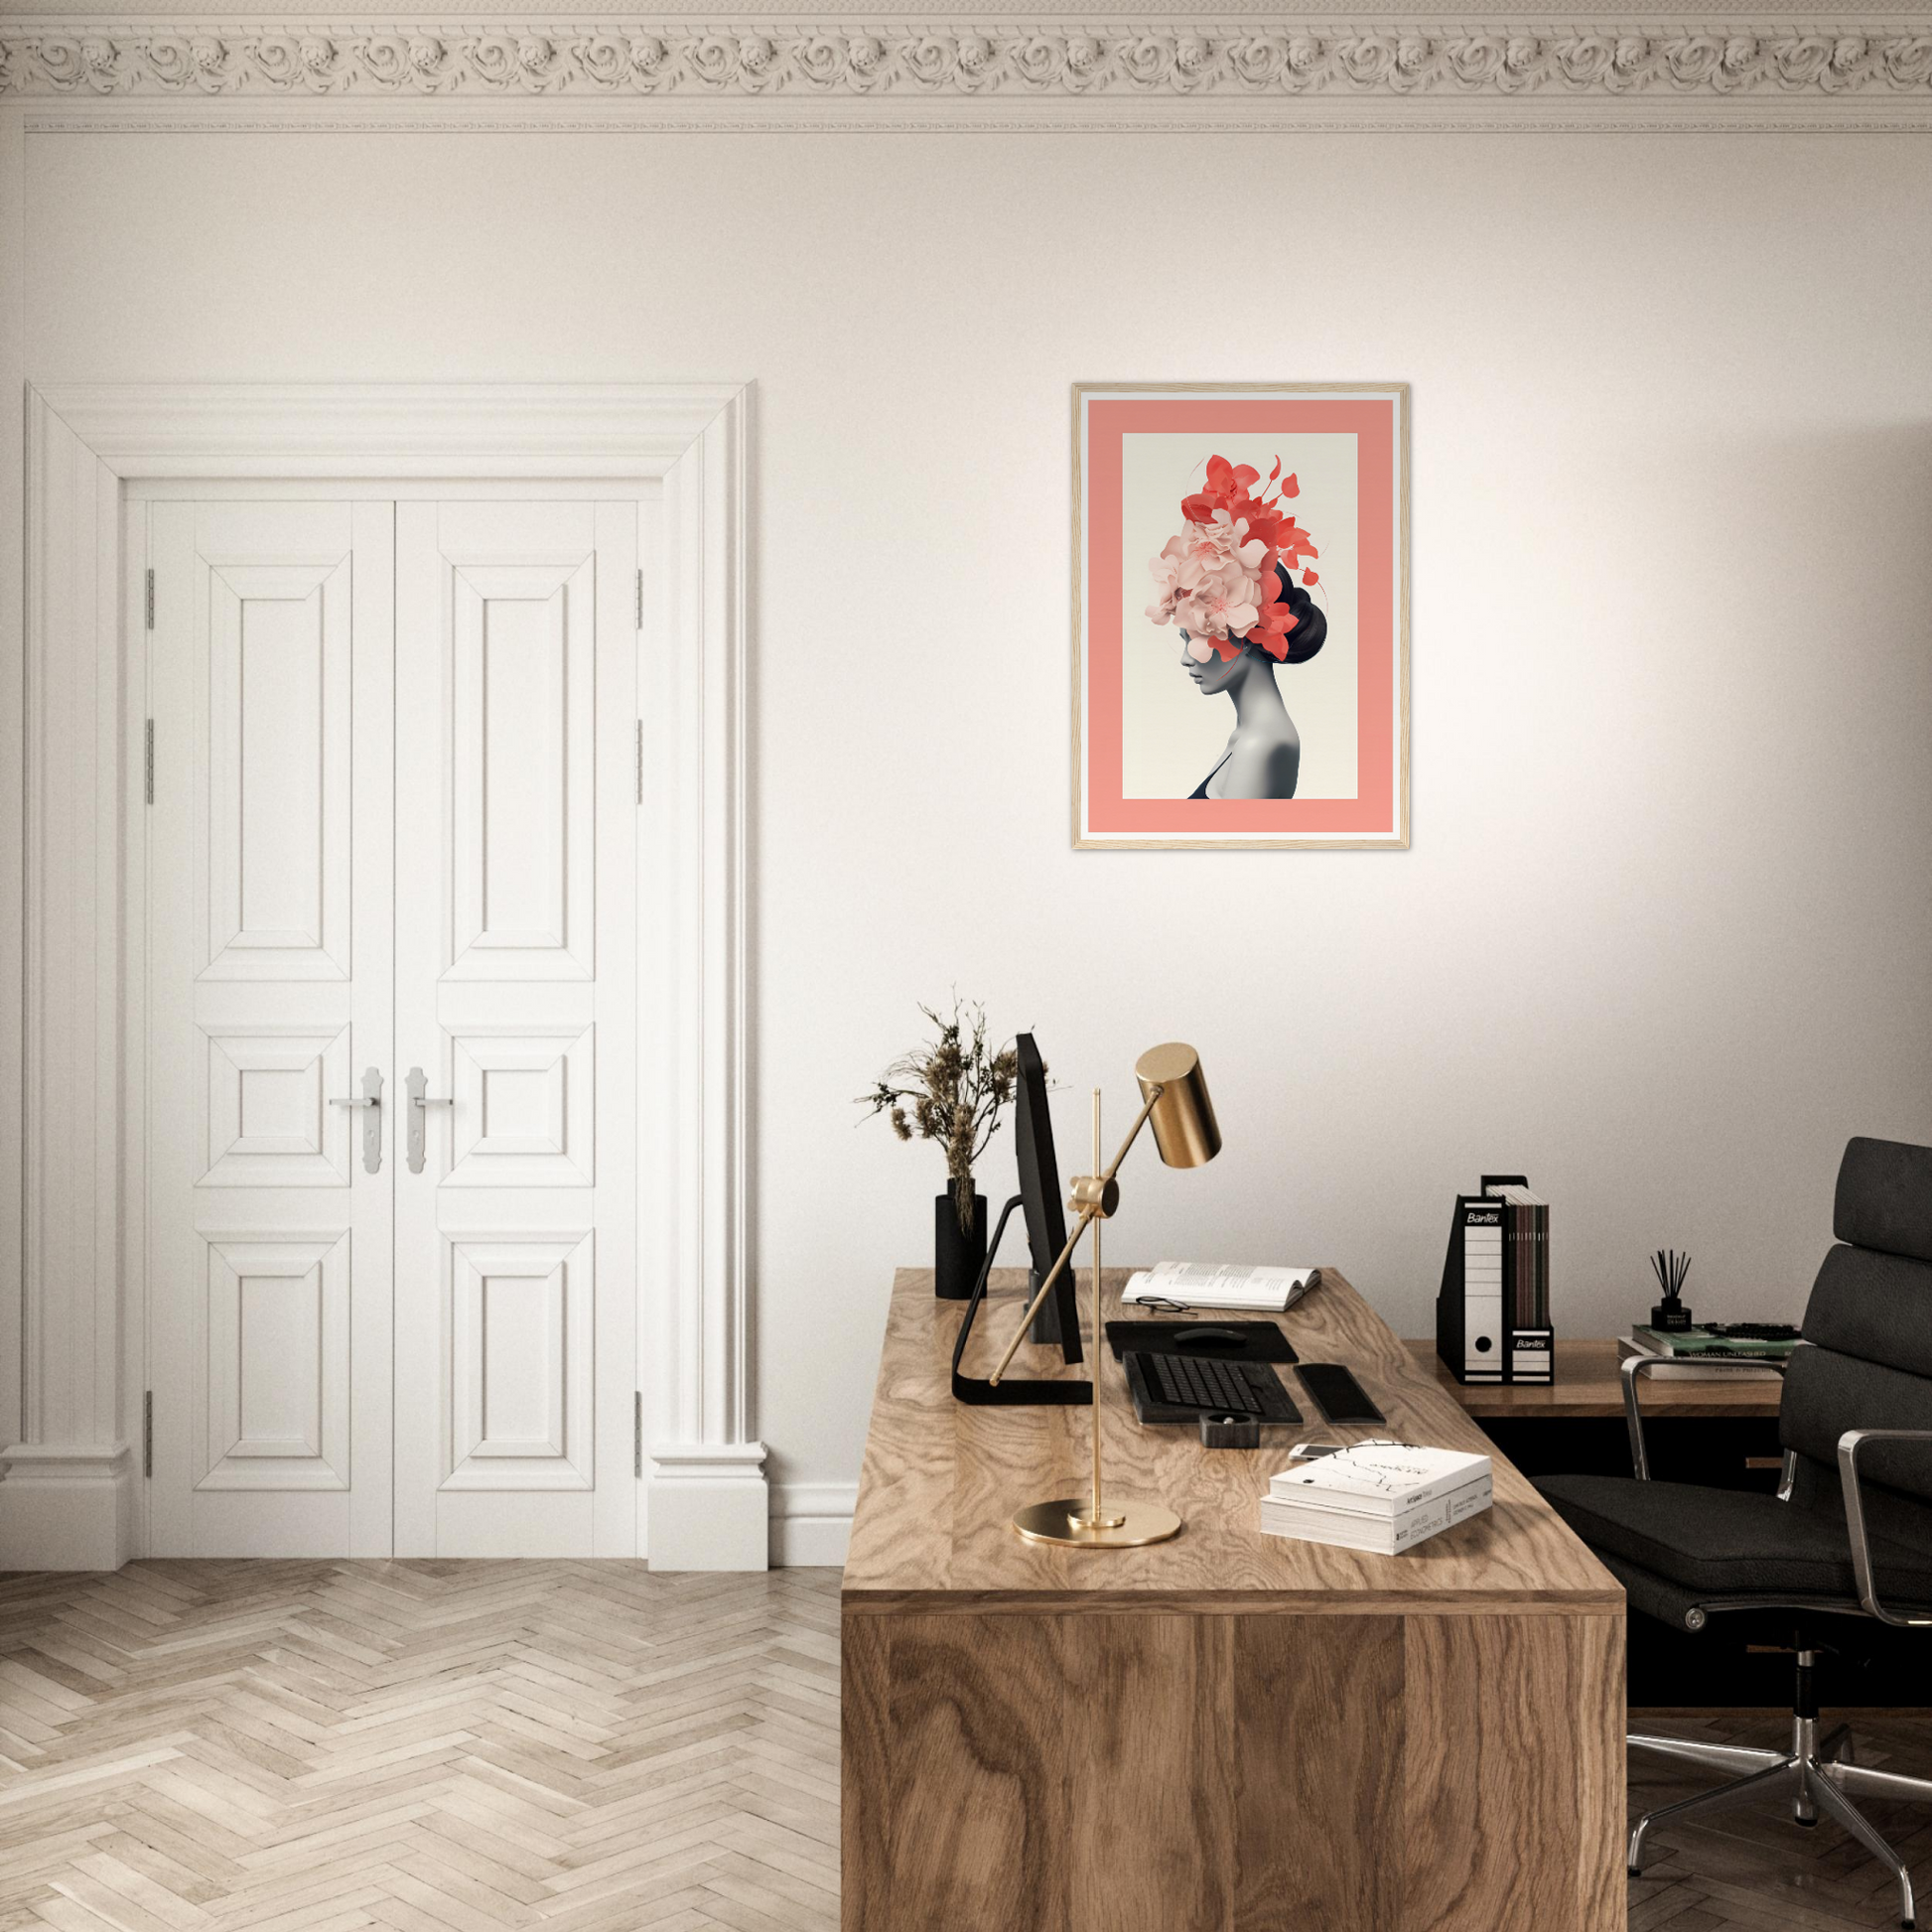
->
{"left": 1134, "top": 1042, "right": 1221, "bottom": 1170}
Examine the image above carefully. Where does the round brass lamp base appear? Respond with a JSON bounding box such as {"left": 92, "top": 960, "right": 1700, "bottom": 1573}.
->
{"left": 1012, "top": 1497, "right": 1183, "bottom": 1549}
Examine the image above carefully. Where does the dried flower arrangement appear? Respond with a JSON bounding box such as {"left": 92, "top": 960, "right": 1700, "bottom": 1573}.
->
{"left": 860, "top": 998, "right": 1021, "bottom": 1233}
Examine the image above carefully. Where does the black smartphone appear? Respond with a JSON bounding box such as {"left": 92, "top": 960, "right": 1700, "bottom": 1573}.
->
{"left": 1296, "top": 1363, "right": 1385, "bottom": 1425}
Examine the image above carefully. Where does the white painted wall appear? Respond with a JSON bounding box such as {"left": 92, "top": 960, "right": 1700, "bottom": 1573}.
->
{"left": 19, "top": 128, "right": 1932, "bottom": 1552}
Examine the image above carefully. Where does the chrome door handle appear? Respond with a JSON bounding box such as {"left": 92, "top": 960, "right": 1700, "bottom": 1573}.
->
{"left": 329, "top": 1066, "right": 385, "bottom": 1174}
{"left": 405, "top": 1066, "right": 454, "bottom": 1175}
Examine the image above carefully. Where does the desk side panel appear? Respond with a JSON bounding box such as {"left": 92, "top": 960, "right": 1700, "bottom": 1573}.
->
{"left": 842, "top": 1602, "right": 1623, "bottom": 1932}
{"left": 1402, "top": 1611, "right": 1625, "bottom": 1932}
{"left": 840, "top": 1612, "right": 891, "bottom": 1932}
{"left": 1234, "top": 1614, "right": 1405, "bottom": 1931}
{"left": 1068, "top": 1613, "right": 1234, "bottom": 1931}
{"left": 850, "top": 1610, "right": 1072, "bottom": 1932}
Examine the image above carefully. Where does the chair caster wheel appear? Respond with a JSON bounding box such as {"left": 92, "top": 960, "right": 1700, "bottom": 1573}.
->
{"left": 1627, "top": 1868, "right": 1641, "bottom": 1878}
{"left": 1795, "top": 1816, "right": 1818, "bottom": 1828}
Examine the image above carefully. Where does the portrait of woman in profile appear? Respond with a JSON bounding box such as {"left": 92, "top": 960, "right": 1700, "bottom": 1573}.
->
{"left": 1146, "top": 455, "right": 1326, "bottom": 802}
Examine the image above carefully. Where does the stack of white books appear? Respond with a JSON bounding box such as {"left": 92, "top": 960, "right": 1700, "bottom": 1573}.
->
{"left": 1259, "top": 1442, "right": 1493, "bottom": 1556}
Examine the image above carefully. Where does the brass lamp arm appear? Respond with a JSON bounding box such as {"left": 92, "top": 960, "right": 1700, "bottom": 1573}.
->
{"left": 986, "top": 1084, "right": 1164, "bottom": 1387}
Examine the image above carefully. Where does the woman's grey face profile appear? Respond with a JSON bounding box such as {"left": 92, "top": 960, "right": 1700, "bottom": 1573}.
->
{"left": 1179, "top": 630, "right": 1242, "bottom": 696}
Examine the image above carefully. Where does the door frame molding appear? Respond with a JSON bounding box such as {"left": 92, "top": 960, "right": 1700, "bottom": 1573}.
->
{"left": 3, "top": 381, "right": 763, "bottom": 1570}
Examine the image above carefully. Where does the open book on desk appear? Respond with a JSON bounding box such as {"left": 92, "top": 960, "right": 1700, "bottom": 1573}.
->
{"left": 1122, "top": 1261, "right": 1320, "bottom": 1313}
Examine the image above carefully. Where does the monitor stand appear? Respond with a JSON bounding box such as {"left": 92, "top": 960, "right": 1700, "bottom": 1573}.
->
{"left": 1030, "top": 1269, "right": 1070, "bottom": 1346}
{"left": 951, "top": 1195, "right": 1092, "bottom": 1407}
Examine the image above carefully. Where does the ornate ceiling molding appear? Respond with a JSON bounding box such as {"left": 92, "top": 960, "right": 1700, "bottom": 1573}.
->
{"left": 3, "top": 17, "right": 1930, "bottom": 120}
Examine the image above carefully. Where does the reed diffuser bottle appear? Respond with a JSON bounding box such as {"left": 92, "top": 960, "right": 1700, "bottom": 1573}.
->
{"left": 1650, "top": 1249, "right": 1694, "bottom": 1331}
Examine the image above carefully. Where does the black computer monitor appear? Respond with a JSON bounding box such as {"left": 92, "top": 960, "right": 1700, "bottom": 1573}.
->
{"left": 1013, "top": 1034, "right": 1083, "bottom": 1364}
{"left": 948, "top": 1032, "right": 1090, "bottom": 1405}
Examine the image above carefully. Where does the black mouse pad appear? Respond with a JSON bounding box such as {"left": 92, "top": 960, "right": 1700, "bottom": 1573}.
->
{"left": 1104, "top": 1319, "right": 1298, "bottom": 1364}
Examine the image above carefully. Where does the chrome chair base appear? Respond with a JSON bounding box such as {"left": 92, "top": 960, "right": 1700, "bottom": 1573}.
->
{"left": 1630, "top": 1713, "right": 1932, "bottom": 1928}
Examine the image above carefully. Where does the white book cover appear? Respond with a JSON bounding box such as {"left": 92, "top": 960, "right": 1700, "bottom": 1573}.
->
{"left": 1260, "top": 1473, "right": 1493, "bottom": 1555}
{"left": 1261, "top": 1473, "right": 1494, "bottom": 1529}
{"left": 1269, "top": 1442, "right": 1491, "bottom": 1515}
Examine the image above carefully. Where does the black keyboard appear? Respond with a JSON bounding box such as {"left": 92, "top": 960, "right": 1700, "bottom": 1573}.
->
{"left": 1126, "top": 1350, "right": 1302, "bottom": 1423}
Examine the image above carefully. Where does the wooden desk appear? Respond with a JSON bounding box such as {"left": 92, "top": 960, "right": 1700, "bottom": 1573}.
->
{"left": 843, "top": 1269, "right": 1625, "bottom": 1932}
{"left": 1407, "top": 1337, "right": 1784, "bottom": 1419}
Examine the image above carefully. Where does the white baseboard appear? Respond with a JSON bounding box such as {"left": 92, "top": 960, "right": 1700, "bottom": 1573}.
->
{"left": 770, "top": 1481, "right": 855, "bottom": 1568}
{"left": 646, "top": 1441, "right": 769, "bottom": 1571}
{"left": 0, "top": 1443, "right": 136, "bottom": 1571}
{"left": 0, "top": 1440, "right": 851, "bottom": 1573}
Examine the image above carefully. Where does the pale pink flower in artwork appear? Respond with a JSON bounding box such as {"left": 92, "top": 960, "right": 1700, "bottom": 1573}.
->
{"left": 1148, "top": 514, "right": 1270, "bottom": 635}
{"left": 1201, "top": 509, "right": 1270, "bottom": 574}
{"left": 1173, "top": 563, "right": 1262, "bottom": 643}
{"left": 1145, "top": 533, "right": 1193, "bottom": 625}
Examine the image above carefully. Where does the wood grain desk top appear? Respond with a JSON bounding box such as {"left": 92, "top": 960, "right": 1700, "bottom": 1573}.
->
{"left": 843, "top": 1267, "right": 1621, "bottom": 1616}
{"left": 1407, "top": 1337, "right": 1785, "bottom": 1419}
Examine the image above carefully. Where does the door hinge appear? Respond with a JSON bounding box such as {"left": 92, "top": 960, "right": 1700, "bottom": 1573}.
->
{"left": 635, "top": 567, "right": 644, "bottom": 631}
{"left": 143, "top": 1391, "right": 153, "bottom": 1477}
{"left": 144, "top": 720, "right": 155, "bottom": 804}
{"left": 635, "top": 720, "right": 644, "bottom": 806}
{"left": 144, "top": 568, "right": 155, "bottom": 630}
{"left": 633, "top": 1393, "right": 643, "bottom": 1479}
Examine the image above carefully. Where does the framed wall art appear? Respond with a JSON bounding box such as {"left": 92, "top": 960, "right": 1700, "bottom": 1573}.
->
{"left": 1074, "top": 382, "right": 1409, "bottom": 850}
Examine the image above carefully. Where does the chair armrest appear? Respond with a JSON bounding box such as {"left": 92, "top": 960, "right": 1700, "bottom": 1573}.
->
{"left": 1838, "top": 1429, "right": 1932, "bottom": 1627}
{"left": 1621, "top": 1351, "right": 1788, "bottom": 1481}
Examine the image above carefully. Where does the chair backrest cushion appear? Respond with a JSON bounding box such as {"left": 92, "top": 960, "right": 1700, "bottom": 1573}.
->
{"left": 1836, "top": 1136, "right": 1932, "bottom": 1264}
{"left": 1782, "top": 1139, "right": 1932, "bottom": 1518}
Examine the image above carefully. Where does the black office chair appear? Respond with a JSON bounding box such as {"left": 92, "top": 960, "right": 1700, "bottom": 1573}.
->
{"left": 1537, "top": 1136, "right": 1932, "bottom": 1930}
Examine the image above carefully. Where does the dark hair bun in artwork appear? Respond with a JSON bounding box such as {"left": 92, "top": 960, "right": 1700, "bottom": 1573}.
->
{"left": 1261, "top": 563, "right": 1325, "bottom": 665}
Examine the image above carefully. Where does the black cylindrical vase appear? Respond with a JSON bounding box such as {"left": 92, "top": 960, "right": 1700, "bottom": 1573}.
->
{"left": 934, "top": 1184, "right": 988, "bottom": 1300}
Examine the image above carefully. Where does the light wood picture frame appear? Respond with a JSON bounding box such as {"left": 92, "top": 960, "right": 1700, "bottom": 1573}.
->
{"left": 1073, "top": 382, "right": 1410, "bottom": 850}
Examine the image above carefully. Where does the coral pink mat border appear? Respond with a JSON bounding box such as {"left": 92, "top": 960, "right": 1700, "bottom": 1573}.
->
{"left": 1082, "top": 396, "right": 1397, "bottom": 838}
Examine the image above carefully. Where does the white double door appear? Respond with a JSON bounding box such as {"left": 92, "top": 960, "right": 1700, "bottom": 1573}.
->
{"left": 147, "top": 494, "right": 638, "bottom": 1557}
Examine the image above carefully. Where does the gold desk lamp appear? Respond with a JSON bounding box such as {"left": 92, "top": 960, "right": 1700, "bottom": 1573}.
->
{"left": 986, "top": 1041, "right": 1221, "bottom": 1549}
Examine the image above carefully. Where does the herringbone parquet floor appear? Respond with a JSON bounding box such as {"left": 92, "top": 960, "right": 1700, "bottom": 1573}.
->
{"left": 0, "top": 1562, "right": 840, "bottom": 1932}
{"left": 5, "top": 1561, "right": 1932, "bottom": 1930}
{"left": 1628, "top": 1706, "right": 1932, "bottom": 1931}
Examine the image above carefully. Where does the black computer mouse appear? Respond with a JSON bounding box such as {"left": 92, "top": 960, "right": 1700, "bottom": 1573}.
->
{"left": 1174, "top": 1326, "right": 1247, "bottom": 1350}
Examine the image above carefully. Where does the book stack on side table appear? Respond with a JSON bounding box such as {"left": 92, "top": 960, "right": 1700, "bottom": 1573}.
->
{"left": 1258, "top": 1442, "right": 1493, "bottom": 1555}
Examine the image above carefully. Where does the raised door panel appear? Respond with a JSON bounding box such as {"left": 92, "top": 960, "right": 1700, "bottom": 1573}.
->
{"left": 394, "top": 500, "right": 637, "bottom": 1559}
{"left": 445, "top": 1026, "right": 594, "bottom": 1188}
{"left": 202, "top": 562, "right": 352, "bottom": 980}
{"left": 445, "top": 1232, "right": 593, "bottom": 1488}
{"left": 199, "top": 1232, "right": 350, "bottom": 1491}
{"left": 147, "top": 499, "right": 394, "bottom": 1559}
{"left": 201, "top": 1024, "right": 352, "bottom": 1186}
{"left": 449, "top": 565, "right": 594, "bottom": 980}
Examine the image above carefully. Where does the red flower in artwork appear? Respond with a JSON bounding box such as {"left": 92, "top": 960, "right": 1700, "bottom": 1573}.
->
{"left": 1180, "top": 455, "right": 1317, "bottom": 571}
{"left": 1246, "top": 577, "right": 1303, "bottom": 661}
{"left": 1180, "top": 456, "right": 1262, "bottom": 526}
{"left": 1147, "top": 452, "right": 1324, "bottom": 659}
